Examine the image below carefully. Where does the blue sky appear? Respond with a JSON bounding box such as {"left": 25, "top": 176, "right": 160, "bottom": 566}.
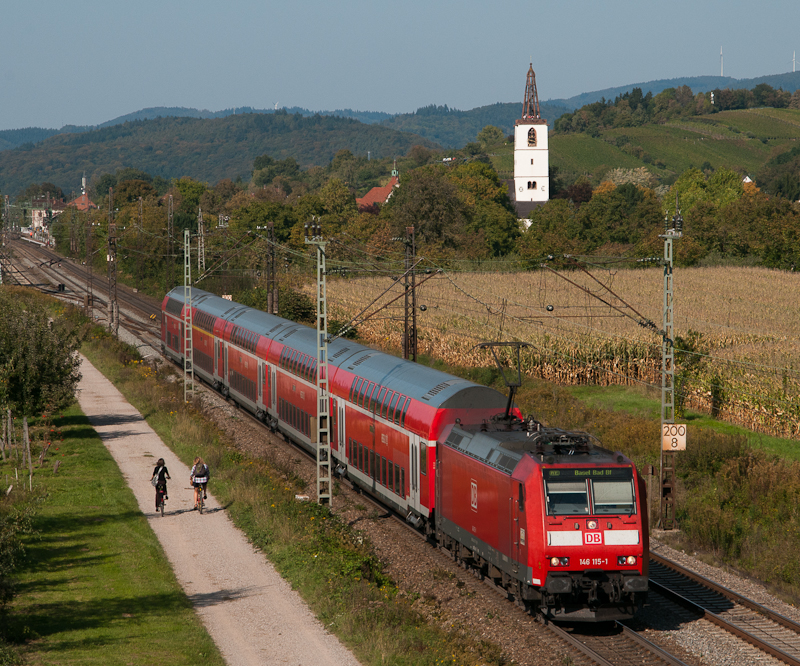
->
{"left": 1, "top": 0, "right": 797, "bottom": 131}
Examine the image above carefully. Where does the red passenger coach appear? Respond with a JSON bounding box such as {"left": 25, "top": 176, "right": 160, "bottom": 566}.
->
{"left": 162, "top": 287, "right": 648, "bottom": 621}
{"left": 436, "top": 420, "right": 648, "bottom": 621}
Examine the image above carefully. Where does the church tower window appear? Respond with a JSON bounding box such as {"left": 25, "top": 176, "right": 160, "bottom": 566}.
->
{"left": 528, "top": 128, "right": 537, "bottom": 147}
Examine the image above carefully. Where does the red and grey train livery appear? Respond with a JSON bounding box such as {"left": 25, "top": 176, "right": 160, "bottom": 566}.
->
{"left": 161, "top": 287, "right": 648, "bottom": 621}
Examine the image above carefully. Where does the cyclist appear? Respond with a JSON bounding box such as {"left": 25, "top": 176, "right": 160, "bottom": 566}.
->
{"left": 151, "top": 458, "right": 171, "bottom": 510}
{"left": 190, "top": 457, "right": 209, "bottom": 510}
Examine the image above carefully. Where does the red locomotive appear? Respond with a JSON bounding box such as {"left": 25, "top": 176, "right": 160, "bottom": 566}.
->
{"left": 162, "top": 287, "right": 648, "bottom": 621}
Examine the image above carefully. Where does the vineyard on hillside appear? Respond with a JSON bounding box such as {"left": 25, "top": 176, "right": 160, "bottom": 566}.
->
{"left": 324, "top": 266, "right": 800, "bottom": 439}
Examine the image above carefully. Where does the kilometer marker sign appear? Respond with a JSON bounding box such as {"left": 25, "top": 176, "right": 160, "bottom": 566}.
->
{"left": 662, "top": 423, "right": 687, "bottom": 451}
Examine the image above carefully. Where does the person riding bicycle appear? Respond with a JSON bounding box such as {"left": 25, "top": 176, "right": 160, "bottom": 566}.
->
{"left": 190, "top": 457, "right": 209, "bottom": 510}
{"left": 151, "top": 458, "right": 171, "bottom": 510}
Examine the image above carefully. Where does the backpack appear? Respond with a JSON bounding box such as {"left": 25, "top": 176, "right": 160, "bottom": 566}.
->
{"left": 195, "top": 464, "right": 208, "bottom": 478}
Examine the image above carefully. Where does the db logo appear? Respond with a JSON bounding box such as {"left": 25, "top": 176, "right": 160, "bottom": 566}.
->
{"left": 470, "top": 480, "right": 478, "bottom": 512}
{"left": 584, "top": 532, "right": 602, "bottom": 545}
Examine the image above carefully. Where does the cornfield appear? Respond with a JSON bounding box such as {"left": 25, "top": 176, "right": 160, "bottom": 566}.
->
{"left": 324, "top": 266, "right": 800, "bottom": 440}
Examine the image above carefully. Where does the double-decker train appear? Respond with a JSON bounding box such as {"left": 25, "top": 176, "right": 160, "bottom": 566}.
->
{"left": 161, "top": 287, "right": 648, "bottom": 621}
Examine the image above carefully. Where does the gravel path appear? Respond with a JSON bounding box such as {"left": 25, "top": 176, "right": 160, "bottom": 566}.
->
{"left": 76, "top": 354, "right": 362, "bottom": 666}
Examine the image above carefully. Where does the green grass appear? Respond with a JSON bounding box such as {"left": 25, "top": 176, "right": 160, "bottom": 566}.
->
{"left": 4, "top": 403, "right": 224, "bottom": 666}
{"left": 567, "top": 383, "right": 800, "bottom": 461}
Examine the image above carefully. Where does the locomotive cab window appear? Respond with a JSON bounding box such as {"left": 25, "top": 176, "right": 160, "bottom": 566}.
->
{"left": 593, "top": 479, "right": 636, "bottom": 515}
{"left": 544, "top": 480, "right": 589, "bottom": 516}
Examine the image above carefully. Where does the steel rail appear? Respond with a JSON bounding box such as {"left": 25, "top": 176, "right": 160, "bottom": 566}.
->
{"left": 651, "top": 551, "right": 800, "bottom": 634}
{"left": 649, "top": 579, "right": 800, "bottom": 666}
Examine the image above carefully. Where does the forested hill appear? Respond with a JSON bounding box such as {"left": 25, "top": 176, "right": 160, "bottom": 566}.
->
{"left": 0, "top": 111, "right": 438, "bottom": 196}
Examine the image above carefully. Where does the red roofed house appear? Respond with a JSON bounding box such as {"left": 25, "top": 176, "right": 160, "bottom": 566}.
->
{"left": 67, "top": 192, "right": 97, "bottom": 212}
{"left": 356, "top": 168, "right": 399, "bottom": 213}
{"left": 66, "top": 175, "right": 98, "bottom": 212}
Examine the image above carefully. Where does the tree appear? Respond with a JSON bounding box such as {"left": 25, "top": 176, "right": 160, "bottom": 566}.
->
{"left": 174, "top": 177, "right": 208, "bottom": 214}
{"left": 476, "top": 125, "right": 504, "bottom": 147}
{"left": 0, "top": 291, "right": 82, "bottom": 489}
{"left": 383, "top": 165, "right": 468, "bottom": 249}
{"left": 17, "top": 182, "right": 65, "bottom": 204}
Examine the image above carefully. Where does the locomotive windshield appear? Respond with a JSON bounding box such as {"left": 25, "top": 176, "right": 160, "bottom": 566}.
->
{"left": 543, "top": 468, "right": 636, "bottom": 516}
{"left": 544, "top": 481, "right": 589, "bottom": 516}
{"left": 592, "top": 479, "right": 636, "bottom": 515}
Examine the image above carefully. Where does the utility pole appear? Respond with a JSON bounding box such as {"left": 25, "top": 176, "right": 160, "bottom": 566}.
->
{"left": 137, "top": 196, "right": 143, "bottom": 287}
{"left": 659, "top": 198, "right": 685, "bottom": 530}
{"left": 168, "top": 194, "right": 174, "bottom": 290}
{"left": 268, "top": 221, "right": 278, "bottom": 314}
{"left": 86, "top": 218, "right": 94, "bottom": 320}
{"left": 183, "top": 228, "right": 194, "bottom": 402}
{"left": 0, "top": 197, "right": 6, "bottom": 285}
{"left": 304, "top": 217, "right": 332, "bottom": 506}
{"left": 107, "top": 188, "right": 118, "bottom": 336}
{"left": 197, "top": 208, "right": 205, "bottom": 273}
{"left": 402, "top": 226, "right": 417, "bottom": 361}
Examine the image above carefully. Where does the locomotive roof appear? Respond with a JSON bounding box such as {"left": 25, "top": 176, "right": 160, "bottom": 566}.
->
{"left": 442, "top": 422, "right": 626, "bottom": 475}
{"left": 167, "top": 287, "right": 509, "bottom": 412}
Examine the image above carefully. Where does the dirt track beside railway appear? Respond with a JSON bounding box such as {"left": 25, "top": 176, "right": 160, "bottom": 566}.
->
{"left": 76, "top": 355, "right": 362, "bottom": 666}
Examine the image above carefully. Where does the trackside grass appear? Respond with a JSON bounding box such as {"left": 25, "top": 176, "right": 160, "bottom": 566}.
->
{"left": 3, "top": 402, "right": 224, "bottom": 666}
{"left": 81, "top": 325, "right": 508, "bottom": 666}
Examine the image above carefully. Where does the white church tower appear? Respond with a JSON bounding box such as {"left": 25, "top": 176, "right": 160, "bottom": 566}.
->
{"left": 513, "top": 64, "right": 549, "bottom": 204}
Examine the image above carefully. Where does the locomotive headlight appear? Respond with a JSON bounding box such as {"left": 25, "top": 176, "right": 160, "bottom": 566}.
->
{"left": 560, "top": 557, "right": 569, "bottom": 566}
{"left": 627, "top": 555, "right": 637, "bottom": 565}
{"left": 586, "top": 519, "right": 598, "bottom": 530}
{"left": 618, "top": 555, "right": 637, "bottom": 566}
{"left": 550, "top": 557, "right": 560, "bottom": 567}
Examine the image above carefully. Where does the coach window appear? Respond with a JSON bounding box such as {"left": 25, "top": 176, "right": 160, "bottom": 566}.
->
{"left": 381, "top": 456, "right": 387, "bottom": 486}
{"left": 388, "top": 461, "right": 394, "bottom": 492}
{"left": 362, "top": 382, "right": 374, "bottom": 409}
{"left": 393, "top": 395, "right": 405, "bottom": 424}
{"left": 351, "top": 378, "right": 361, "bottom": 402}
{"left": 400, "top": 398, "right": 411, "bottom": 427}
{"left": 368, "top": 383, "right": 378, "bottom": 411}
{"left": 518, "top": 484, "right": 524, "bottom": 508}
{"left": 420, "top": 442, "right": 427, "bottom": 475}
{"left": 381, "top": 391, "right": 393, "bottom": 419}
{"left": 375, "top": 388, "right": 387, "bottom": 414}
{"left": 369, "top": 450, "right": 375, "bottom": 478}
{"left": 396, "top": 465, "right": 402, "bottom": 497}
{"left": 388, "top": 394, "right": 399, "bottom": 422}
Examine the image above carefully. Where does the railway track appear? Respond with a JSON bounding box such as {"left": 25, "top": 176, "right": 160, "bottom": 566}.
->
{"left": 7, "top": 238, "right": 162, "bottom": 320}
{"left": 650, "top": 551, "right": 800, "bottom": 665}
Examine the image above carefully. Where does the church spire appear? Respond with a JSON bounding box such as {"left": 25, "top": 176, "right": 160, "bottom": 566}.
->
{"left": 521, "top": 63, "right": 541, "bottom": 120}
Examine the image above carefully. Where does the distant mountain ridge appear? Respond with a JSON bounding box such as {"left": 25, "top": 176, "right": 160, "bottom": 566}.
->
{"left": 548, "top": 71, "right": 800, "bottom": 110}
{"left": 2, "top": 70, "right": 798, "bottom": 153}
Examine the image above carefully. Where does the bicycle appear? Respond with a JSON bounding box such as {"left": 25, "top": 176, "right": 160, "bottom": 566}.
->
{"left": 155, "top": 485, "right": 167, "bottom": 517}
